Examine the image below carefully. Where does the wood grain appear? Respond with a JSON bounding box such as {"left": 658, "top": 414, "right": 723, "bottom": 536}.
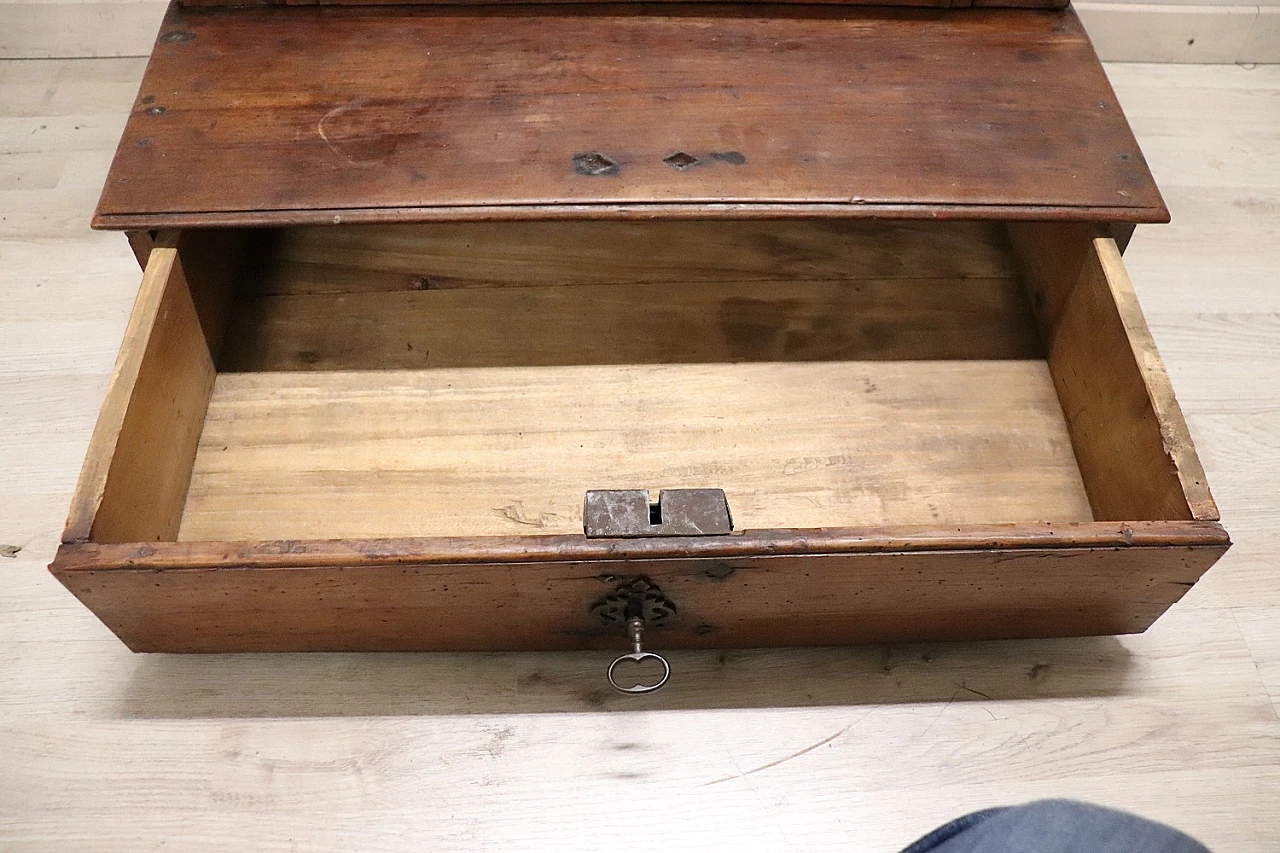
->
{"left": 1009, "top": 225, "right": 1217, "bottom": 522}
{"left": 93, "top": 202, "right": 1182, "bottom": 231}
{"left": 179, "top": 361, "right": 1091, "bottom": 540}
{"left": 258, "top": 219, "right": 1019, "bottom": 292}
{"left": 223, "top": 220, "right": 1037, "bottom": 369}
{"left": 219, "top": 277, "right": 1042, "bottom": 369}
{"left": 93, "top": 4, "right": 1166, "bottom": 229}
{"left": 62, "top": 230, "right": 246, "bottom": 544}
{"left": 61, "top": 233, "right": 201, "bottom": 543}
{"left": 123, "top": 229, "right": 152, "bottom": 269}
{"left": 49, "top": 537, "right": 1226, "bottom": 653}
{"left": 1093, "top": 238, "right": 1217, "bottom": 518}
{"left": 189, "top": 218, "right": 1075, "bottom": 536}
{"left": 53, "top": 520, "right": 1234, "bottom": 569}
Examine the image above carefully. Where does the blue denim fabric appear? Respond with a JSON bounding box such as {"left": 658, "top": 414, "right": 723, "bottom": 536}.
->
{"left": 900, "top": 800, "right": 1211, "bottom": 853}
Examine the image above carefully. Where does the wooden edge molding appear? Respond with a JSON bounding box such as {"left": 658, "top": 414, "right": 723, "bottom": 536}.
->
{"left": 91, "top": 202, "right": 1173, "bottom": 232}
{"left": 51, "top": 520, "right": 1230, "bottom": 574}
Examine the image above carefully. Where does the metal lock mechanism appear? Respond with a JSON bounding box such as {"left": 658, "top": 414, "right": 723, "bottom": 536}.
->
{"left": 583, "top": 490, "right": 729, "bottom": 695}
{"left": 583, "top": 489, "right": 732, "bottom": 538}
{"left": 590, "top": 578, "right": 676, "bottom": 695}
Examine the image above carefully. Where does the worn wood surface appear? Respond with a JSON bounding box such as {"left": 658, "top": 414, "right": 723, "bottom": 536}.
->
{"left": 93, "top": 3, "right": 1166, "bottom": 229}
{"left": 50, "top": 520, "right": 1233, "bottom": 569}
{"left": 76, "top": 217, "right": 1090, "bottom": 541}
{"left": 258, "top": 220, "right": 1019, "bottom": 292}
{"left": 62, "top": 229, "right": 246, "bottom": 544}
{"left": 1009, "top": 227, "right": 1217, "bottom": 522}
{"left": 123, "top": 228, "right": 152, "bottom": 268}
{"left": 60, "top": 233, "right": 214, "bottom": 543}
{"left": 218, "top": 278, "right": 1043, "bottom": 369}
{"left": 1091, "top": 238, "right": 1217, "bottom": 518}
{"left": 165, "top": 218, "right": 1206, "bottom": 541}
{"left": 181, "top": 361, "right": 1090, "bottom": 539}
{"left": 222, "top": 219, "right": 1037, "bottom": 369}
{"left": 51, "top": 538, "right": 1226, "bottom": 653}
{"left": 3, "top": 59, "right": 1279, "bottom": 853}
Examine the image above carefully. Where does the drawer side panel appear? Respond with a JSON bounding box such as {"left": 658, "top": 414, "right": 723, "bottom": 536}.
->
{"left": 1008, "top": 225, "right": 1218, "bottom": 522}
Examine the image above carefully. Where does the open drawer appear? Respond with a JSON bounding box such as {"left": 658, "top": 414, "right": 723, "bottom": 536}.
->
{"left": 50, "top": 219, "right": 1228, "bottom": 654}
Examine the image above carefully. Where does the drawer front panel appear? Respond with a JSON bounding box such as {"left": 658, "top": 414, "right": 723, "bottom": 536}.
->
{"left": 54, "top": 542, "right": 1226, "bottom": 653}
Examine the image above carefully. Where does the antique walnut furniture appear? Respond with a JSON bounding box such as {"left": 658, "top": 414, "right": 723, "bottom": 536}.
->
{"left": 50, "top": 0, "right": 1229, "bottom": 692}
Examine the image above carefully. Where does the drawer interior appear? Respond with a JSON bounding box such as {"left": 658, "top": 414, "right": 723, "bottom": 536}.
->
{"left": 66, "top": 219, "right": 1216, "bottom": 546}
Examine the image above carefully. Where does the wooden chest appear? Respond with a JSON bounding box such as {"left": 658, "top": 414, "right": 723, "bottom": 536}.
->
{"left": 53, "top": 2, "right": 1228, "bottom": 685}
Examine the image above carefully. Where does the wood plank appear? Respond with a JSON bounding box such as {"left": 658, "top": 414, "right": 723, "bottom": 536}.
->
{"left": 0, "top": 2, "right": 168, "bottom": 60}
{"left": 62, "top": 230, "right": 242, "bottom": 544}
{"left": 1075, "top": 3, "right": 1280, "bottom": 66}
{"left": 1235, "top": 606, "right": 1280, "bottom": 716}
{"left": 54, "top": 520, "right": 1235, "bottom": 568}
{"left": 260, "top": 220, "right": 1019, "bottom": 293}
{"left": 50, "top": 536, "right": 1226, "bottom": 652}
{"left": 1093, "top": 238, "right": 1217, "bottom": 519}
{"left": 220, "top": 278, "right": 1043, "bottom": 371}
{"left": 93, "top": 4, "right": 1166, "bottom": 228}
{"left": 1008, "top": 226, "right": 1217, "bottom": 522}
{"left": 223, "top": 219, "right": 1039, "bottom": 369}
{"left": 94, "top": 202, "right": 1181, "bottom": 231}
{"left": 178, "top": 361, "right": 1093, "bottom": 540}
{"left": 123, "top": 229, "right": 152, "bottom": 269}
{"left": 60, "top": 232, "right": 188, "bottom": 542}
{"left": 1, "top": 603, "right": 1271, "bottom": 845}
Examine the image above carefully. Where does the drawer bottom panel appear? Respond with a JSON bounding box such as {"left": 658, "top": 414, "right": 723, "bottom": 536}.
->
{"left": 180, "top": 360, "right": 1092, "bottom": 541}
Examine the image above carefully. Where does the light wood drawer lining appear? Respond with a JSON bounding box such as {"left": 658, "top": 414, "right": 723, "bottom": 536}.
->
{"left": 63, "top": 219, "right": 1215, "bottom": 547}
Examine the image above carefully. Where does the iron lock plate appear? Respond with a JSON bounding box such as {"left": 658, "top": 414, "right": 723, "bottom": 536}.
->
{"left": 583, "top": 489, "right": 733, "bottom": 538}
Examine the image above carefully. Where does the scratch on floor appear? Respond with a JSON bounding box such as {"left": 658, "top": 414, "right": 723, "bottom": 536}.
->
{"left": 708, "top": 726, "right": 799, "bottom": 848}
{"left": 701, "top": 723, "right": 852, "bottom": 786}
{"left": 920, "top": 687, "right": 962, "bottom": 739}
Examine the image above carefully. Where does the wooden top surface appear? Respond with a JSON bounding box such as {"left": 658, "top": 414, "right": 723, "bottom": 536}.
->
{"left": 93, "top": 3, "right": 1167, "bottom": 228}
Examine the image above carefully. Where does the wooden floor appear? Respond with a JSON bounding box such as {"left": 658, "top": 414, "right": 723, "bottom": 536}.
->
{"left": 2, "top": 59, "right": 1278, "bottom": 851}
